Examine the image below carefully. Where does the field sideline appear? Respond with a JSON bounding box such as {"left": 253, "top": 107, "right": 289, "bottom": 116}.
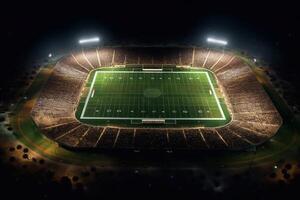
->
{"left": 76, "top": 67, "right": 231, "bottom": 127}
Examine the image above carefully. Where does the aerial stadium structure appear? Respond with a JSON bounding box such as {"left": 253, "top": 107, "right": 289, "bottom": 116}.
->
{"left": 30, "top": 47, "right": 282, "bottom": 150}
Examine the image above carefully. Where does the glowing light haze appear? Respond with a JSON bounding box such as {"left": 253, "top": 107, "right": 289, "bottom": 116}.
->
{"left": 207, "top": 37, "right": 228, "bottom": 45}
{"left": 79, "top": 37, "right": 100, "bottom": 44}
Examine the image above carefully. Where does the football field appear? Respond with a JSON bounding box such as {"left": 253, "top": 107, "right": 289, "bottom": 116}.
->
{"left": 76, "top": 67, "right": 230, "bottom": 127}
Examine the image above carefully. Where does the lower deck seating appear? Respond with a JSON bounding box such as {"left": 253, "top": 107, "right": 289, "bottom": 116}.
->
{"left": 42, "top": 121, "right": 81, "bottom": 140}
{"left": 134, "top": 129, "right": 168, "bottom": 149}
{"left": 96, "top": 128, "right": 119, "bottom": 148}
{"left": 114, "top": 129, "right": 135, "bottom": 149}
{"left": 57, "top": 125, "right": 90, "bottom": 147}
{"left": 77, "top": 127, "right": 104, "bottom": 148}
{"left": 168, "top": 129, "right": 187, "bottom": 149}
{"left": 184, "top": 129, "right": 207, "bottom": 149}
{"left": 216, "top": 127, "right": 251, "bottom": 149}
{"left": 227, "top": 123, "right": 269, "bottom": 144}
{"left": 200, "top": 129, "right": 227, "bottom": 149}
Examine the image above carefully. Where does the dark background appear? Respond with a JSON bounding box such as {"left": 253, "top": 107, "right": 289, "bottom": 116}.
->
{"left": 2, "top": 1, "right": 299, "bottom": 71}
{"left": 3, "top": 1, "right": 299, "bottom": 102}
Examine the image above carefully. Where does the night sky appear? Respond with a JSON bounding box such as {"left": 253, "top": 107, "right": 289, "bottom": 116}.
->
{"left": 2, "top": 1, "right": 300, "bottom": 88}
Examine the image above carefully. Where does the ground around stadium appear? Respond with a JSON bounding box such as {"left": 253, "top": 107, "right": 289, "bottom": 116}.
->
{"left": 0, "top": 55, "right": 299, "bottom": 197}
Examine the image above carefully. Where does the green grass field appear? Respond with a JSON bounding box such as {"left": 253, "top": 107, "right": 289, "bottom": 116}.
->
{"left": 76, "top": 67, "right": 231, "bottom": 127}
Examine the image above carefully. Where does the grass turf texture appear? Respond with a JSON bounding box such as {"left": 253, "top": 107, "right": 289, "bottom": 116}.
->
{"left": 76, "top": 66, "right": 231, "bottom": 127}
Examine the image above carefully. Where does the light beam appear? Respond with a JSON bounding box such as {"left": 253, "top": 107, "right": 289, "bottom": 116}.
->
{"left": 79, "top": 37, "right": 100, "bottom": 44}
{"left": 207, "top": 37, "right": 228, "bottom": 45}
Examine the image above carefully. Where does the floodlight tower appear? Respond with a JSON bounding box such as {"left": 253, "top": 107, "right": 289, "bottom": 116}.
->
{"left": 78, "top": 37, "right": 100, "bottom": 45}
{"left": 78, "top": 36, "right": 100, "bottom": 50}
{"left": 206, "top": 37, "right": 228, "bottom": 51}
{"left": 78, "top": 36, "right": 101, "bottom": 57}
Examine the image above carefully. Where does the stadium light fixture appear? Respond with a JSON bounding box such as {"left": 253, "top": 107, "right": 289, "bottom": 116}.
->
{"left": 48, "top": 53, "right": 52, "bottom": 58}
{"left": 207, "top": 37, "right": 228, "bottom": 46}
{"left": 78, "top": 37, "right": 100, "bottom": 44}
{"left": 253, "top": 58, "right": 257, "bottom": 62}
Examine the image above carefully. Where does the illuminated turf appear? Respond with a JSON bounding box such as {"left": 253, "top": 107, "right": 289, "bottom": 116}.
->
{"left": 76, "top": 67, "right": 230, "bottom": 127}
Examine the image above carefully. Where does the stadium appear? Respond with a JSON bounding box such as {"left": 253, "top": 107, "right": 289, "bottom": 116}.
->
{"left": 30, "top": 46, "right": 282, "bottom": 150}
{"left": 3, "top": 3, "right": 300, "bottom": 199}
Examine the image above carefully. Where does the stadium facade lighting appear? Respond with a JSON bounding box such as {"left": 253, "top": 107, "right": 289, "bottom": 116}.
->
{"left": 207, "top": 37, "right": 228, "bottom": 45}
{"left": 79, "top": 37, "right": 100, "bottom": 44}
